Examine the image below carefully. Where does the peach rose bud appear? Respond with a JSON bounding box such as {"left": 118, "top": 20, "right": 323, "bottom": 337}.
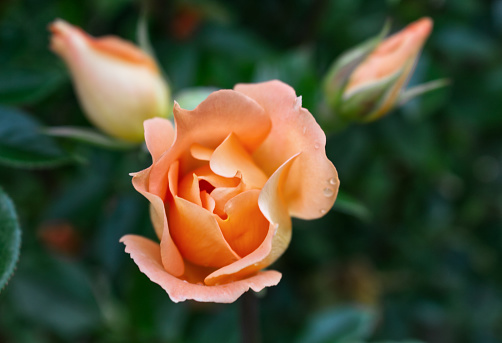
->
{"left": 49, "top": 19, "right": 170, "bottom": 142}
{"left": 323, "top": 17, "right": 434, "bottom": 122}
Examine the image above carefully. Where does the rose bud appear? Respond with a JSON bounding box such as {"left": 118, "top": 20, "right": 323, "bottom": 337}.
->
{"left": 323, "top": 17, "right": 433, "bottom": 123}
{"left": 49, "top": 19, "right": 170, "bottom": 142}
{"left": 121, "top": 80, "right": 339, "bottom": 303}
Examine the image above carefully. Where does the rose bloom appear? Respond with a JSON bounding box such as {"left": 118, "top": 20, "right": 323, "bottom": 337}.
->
{"left": 121, "top": 80, "right": 339, "bottom": 303}
{"left": 344, "top": 17, "right": 433, "bottom": 121}
{"left": 49, "top": 19, "right": 170, "bottom": 142}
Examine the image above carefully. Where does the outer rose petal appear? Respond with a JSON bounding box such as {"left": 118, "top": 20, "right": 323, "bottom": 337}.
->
{"left": 235, "top": 80, "right": 339, "bottom": 219}
{"left": 131, "top": 168, "right": 184, "bottom": 276}
{"left": 144, "top": 118, "right": 175, "bottom": 163}
{"left": 205, "top": 154, "right": 298, "bottom": 286}
{"left": 121, "top": 235, "right": 281, "bottom": 303}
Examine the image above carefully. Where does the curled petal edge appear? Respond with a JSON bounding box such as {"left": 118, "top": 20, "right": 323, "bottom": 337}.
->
{"left": 121, "top": 235, "right": 281, "bottom": 303}
{"left": 204, "top": 153, "right": 299, "bottom": 286}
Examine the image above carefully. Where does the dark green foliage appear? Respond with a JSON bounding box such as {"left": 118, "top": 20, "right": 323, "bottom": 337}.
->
{"left": 0, "top": 0, "right": 501, "bottom": 342}
{"left": 0, "top": 188, "right": 21, "bottom": 292}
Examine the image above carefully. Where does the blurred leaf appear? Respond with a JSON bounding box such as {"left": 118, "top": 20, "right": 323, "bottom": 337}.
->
{"left": 332, "top": 191, "right": 371, "bottom": 222}
{"left": 173, "top": 87, "right": 218, "bottom": 111}
{"left": 0, "top": 188, "right": 21, "bottom": 292}
{"left": 94, "top": 195, "right": 149, "bottom": 275}
{"left": 42, "top": 126, "right": 136, "bottom": 150}
{"left": 8, "top": 256, "right": 102, "bottom": 339}
{"left": 0, "top": 68, "right": 65, "bottom": 105}
{"left": 298, "top": 306, "right": 377, "bottom": 343}
{"left": 0, "top": 107, "right": 77, "bottom": 168}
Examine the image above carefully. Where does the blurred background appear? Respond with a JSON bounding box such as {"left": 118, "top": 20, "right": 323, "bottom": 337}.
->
{"left": 0, "top": 0, "right": 501, "bottom": 342}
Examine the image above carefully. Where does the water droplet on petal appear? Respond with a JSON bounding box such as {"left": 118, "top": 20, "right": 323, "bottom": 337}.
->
{"left": 329, "top": 177, "right": 337, "bottom": 186}
{"left": 320, "top": 209, "right": 327, "bottom": 214}
{"left": 323, "top": 187, "right": 334, "bottom": 197}
{"left": 314, "top": 143, "right": 320, "bottom": 150}
{"left": 302, "top": 126, "right": 307, "bottom": 135}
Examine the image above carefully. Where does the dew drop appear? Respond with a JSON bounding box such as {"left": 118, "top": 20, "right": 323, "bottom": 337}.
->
{"left": 314, "top": 143, "right": 320, "bottom": 150}
{"left": 320, "top": 209, "right": 327, "bottom": 214}
{"left": 323, "top": 187, "right": 334, "bottom": 197}
{"left": 329, "top": 177, "right": 337, "bottom": 186}
{"left": 302, "top": 126, "right": 307, "bottom": 135}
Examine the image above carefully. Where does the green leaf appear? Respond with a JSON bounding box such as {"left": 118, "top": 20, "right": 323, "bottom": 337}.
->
{"left": 42, "top": 126, "right": 137, "bottom": 150}
{"left": 0, "top": 188, "right": 22, "bottom": 292}
{"left": 0, "top": 68, "right": 65, "bottom": 105}
{"left": 298, "top": 306, "right": 377, "bottom": 343}
{"left": 332, "top": 191, "right": 372, "bottom": 222}
{"left": 7, "top": 256, "right": 101, "bottom": 338}
{"left": 0, "top": 106, "right": 77, "bottom": 168}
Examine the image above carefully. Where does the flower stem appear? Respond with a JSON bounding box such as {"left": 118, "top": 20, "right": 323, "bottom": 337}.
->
{"left": 240, "top": 292, "right": 261, "bottom": 343}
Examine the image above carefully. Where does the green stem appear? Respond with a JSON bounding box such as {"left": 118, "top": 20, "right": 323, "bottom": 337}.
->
{"left": 240, "top": 292, "right": 261, "bottom": 343}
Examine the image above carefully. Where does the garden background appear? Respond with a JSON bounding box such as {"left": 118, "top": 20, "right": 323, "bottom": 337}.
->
{"left": 0, "top": 0, "right": 501, "bottom": 342}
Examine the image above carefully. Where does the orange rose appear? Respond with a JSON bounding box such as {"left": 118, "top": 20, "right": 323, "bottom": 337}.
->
{"left": 121, "top": 80, "right": 339, "bottom": 303}
{"left": 49, "top": 19, "right": 170, "bottom": 142}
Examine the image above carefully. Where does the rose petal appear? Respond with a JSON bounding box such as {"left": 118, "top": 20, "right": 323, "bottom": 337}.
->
{"left": 215, "top": 189, "right": 270, "bottom": 257}
{"left": 148, "top": 90, "right": 270, "bottom": 202}
{"left": 144, "top": 118, "right": 175, "bottom": 163}
{"left": 235, "top": 80, "right": 339, "bottom": 219}
{"left": 169, "top": 196, "right": 240, "bottom": 267}
{"left": 121, "top": 235, "right": 281, "bottom": 303}
{"left": 200, "top": 190, "right": 216, "bottom": 213}
{"left": 194, "top": 165, "right": 240, "bottom": 190}
{"left": 210, "top": 133, "right": 268, "bottom": 189}
{"left": 131, "top": 167, "right": 184, "bottom": 276}
{"left": 152, "top": 90, "right": 271, "bottom": 178}
{"left": 178, "top": 173, "right": 202, "bottom": 206}
{"left": 210, "top": 181, "right": 246, "bottom": 218}
{"left": 190, "top": 143, "right": 213, "bottom": 161}
{"left": 205, "top": 154, "right": 298, "bottom": 286}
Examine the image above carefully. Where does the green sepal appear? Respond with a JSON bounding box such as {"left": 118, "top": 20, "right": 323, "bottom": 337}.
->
{"left": 397, "top": 78, "right": 451, "bottom": 106}
{"left": 339, "top": 66, "right": 405, "bottom": 122}
{"left": 322, "top": 20, "right": 391, "bottom": 111}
